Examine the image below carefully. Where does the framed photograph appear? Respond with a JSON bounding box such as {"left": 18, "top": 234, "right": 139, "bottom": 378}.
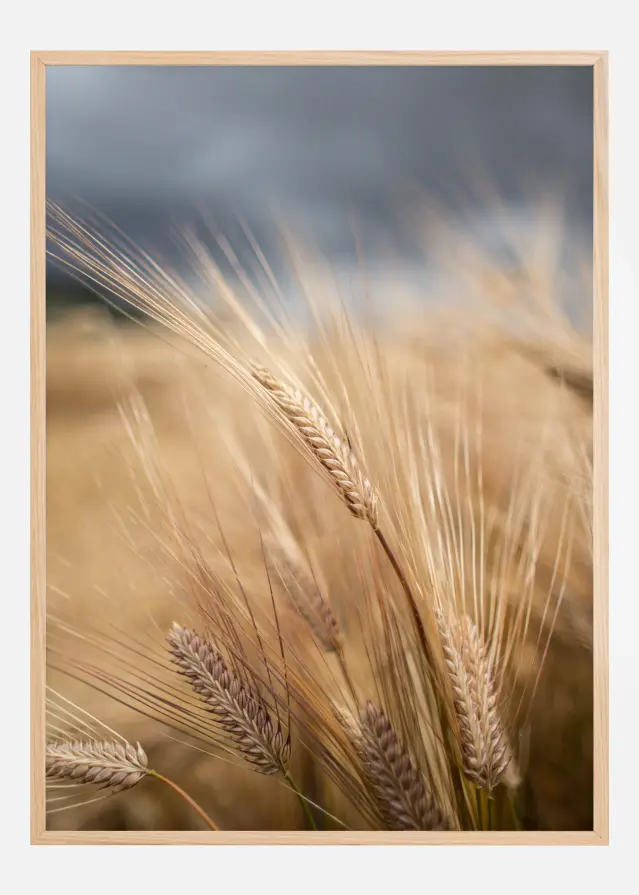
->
{"left": 31, "top": 51, "right": 608, "bottom": 844}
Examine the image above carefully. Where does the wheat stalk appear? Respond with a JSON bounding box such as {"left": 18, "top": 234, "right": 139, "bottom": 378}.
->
{"left": 248, "top": 362, "right": 434, "bottom": 657}
{"left": 247, "top": 363, "right": 436, "bottom": 669}
{"left": 346, "top": 700, "right": 450, "bottom": 831}
{"left": 249, "top": 362, "right": 378, "bottom": 526}
{"left": 437, "top": 611, "right": 513, "bottom": 792}
{"left": 167, "top": 622, "right": 290, "bottom": 775}
{"left": 46, "top": 739, "right": 149, "bottom": 792}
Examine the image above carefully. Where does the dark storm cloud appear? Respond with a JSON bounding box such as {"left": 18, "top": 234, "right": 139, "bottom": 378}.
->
{"left": 46, "top": 65, "right": 593, "bottom": 268}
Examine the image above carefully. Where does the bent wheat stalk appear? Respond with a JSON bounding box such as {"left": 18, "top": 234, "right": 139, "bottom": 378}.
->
{"left": 46, "top": 739, "right": 219, "bottom": 830}
{"left": 249, "top": 362, "right": 431, "bottom": 662}
{"left": 146, "top": 770, "right": 221, "bottom": 831}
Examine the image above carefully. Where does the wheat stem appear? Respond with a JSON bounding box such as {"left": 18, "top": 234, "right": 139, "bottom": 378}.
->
{"left": 487, "top": 792, "right": 495, "bottom": 831}
{"left": 373, "top": 526, "right": 430, "bottom": 662}
{"left": 250, "top": 364, "right": 434, "bottom": 675}
{"left": 46, "top": 737, "right": 221, "bottom": 830}
{"left": 284, "top": 771, "right": 318, "bottom": 831}
{"left": 508, "top": 788, "right": 522, "bottom": 831}
{"left": 149, "top": 769, "right": 219, "bottom": 831}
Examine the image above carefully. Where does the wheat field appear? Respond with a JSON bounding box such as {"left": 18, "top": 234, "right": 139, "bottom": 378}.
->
{"left": 44, "top": 208, "right": 593, "bottom": 833}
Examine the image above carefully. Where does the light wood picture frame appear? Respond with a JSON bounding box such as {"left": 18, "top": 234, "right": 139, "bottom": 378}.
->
{"left": 31, "top": 50, "right": 608, "bottom": 845}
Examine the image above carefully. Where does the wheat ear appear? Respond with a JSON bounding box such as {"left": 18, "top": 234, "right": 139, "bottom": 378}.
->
{"left": 46, "top": 739, "right": 149, "bottom": 792}
{"left": 249, "top": 362, "right": 434, "bottom": 667}
{"left": 437, "top": 612, "right": 513, "bottom": 791}
{"left": 167, "top": 622, "right": 290, "bottom": 775}
{"left": 249, "top": 363, "right": 378, "bottom": 526}
{"left": 265, "top": 534, "right": 340, "bottom": 652}
{"left": 347, "top": 701, "right": 450, "bottom": 831}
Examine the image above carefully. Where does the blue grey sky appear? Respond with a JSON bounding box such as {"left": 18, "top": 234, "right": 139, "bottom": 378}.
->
{"left": 46, "top": 65, "right": 593, "bottom": 278}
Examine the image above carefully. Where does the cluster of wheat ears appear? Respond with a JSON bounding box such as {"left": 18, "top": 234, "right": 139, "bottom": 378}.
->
{"left": 44, "top": 203, "right": 593, "bottom": 832}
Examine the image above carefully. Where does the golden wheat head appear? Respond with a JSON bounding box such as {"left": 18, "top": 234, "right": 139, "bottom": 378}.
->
{"left": 249, "top": 362, "right": 379, "bottom": 527}
{"left": 167, "top": 622, "right": 290, "bottom": 775}
{"left": 46, "top": 739, "right": 149, "bottom": 793}
{"left": 437, "top": 612, "right": 513, "bottom": 792}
